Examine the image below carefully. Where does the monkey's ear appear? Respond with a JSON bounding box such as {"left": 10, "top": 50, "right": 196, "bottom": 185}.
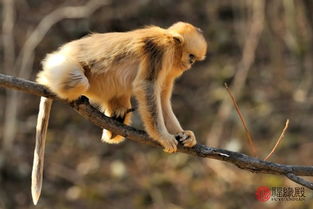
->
{"left": 197, "top": 27, "right": 203, "bottom": 33}
{"left": 172, "top": 33, "right": 184, "bottom": 45}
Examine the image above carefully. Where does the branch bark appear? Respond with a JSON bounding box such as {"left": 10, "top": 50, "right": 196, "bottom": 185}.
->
{"left": 1, "top": 73, "right": 313, "bottom": 190}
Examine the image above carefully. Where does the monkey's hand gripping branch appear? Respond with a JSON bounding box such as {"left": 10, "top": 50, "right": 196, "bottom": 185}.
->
{"left": 0, "top": 73, "right": 313, "bottom": 199}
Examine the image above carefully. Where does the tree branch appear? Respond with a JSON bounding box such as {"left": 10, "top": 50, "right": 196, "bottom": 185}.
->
{"left": 1, "top": 73, "right": 313, "bottom": 190}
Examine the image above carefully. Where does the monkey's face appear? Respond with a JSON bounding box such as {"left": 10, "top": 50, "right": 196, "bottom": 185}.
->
{"left": 180, "top": 50, "right": 205, "bottom": 70}
{"left": 169, "top": 22, "right": 207, "bottom": 71}
{"left": 180, "top": 35, "right": 207, "bottom": 71}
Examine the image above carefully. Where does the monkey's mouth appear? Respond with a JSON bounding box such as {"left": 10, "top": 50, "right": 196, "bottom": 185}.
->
{"left": 182, "top": 63, "right": 191, "bottom": 70}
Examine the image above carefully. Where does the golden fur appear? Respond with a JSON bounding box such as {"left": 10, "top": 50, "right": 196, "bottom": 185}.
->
{"left": 37, "top": 22, "right": 207, "bottom": 151}
{"left": 32, "top": 21, "right": 207, "bottom": 205}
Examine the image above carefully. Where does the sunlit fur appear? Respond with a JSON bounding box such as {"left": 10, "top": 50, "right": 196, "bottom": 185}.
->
{"left": 37, "top": 22, "right": 207, "bottom": 152}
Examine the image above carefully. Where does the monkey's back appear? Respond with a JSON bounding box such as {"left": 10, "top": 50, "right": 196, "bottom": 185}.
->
{"left": 59, "top": 26, "right": 178, "bottom": 73}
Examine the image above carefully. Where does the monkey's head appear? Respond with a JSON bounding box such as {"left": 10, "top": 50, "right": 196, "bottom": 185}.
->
{"left": 169, "top": 22, "right": 207, "bottom": 71}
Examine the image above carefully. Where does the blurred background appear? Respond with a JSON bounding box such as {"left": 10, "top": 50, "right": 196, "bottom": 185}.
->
{"left": 0, "top": 0, "right": 313, "bottom": 208}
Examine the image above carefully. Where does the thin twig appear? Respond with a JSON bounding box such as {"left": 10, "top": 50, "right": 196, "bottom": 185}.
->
{"left": 1, "top": 73, "right": 313, "bottom": 190}
{"left": 264, "top": 119, "right": 290, "bottom": 161}
{"left": 224, "top": 83, "right": 257, "bottom": 156}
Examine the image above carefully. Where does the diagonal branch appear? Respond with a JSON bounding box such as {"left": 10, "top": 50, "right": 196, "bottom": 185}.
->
{"left": 17, "top": 0, "right": 110, "bottom": 79}
{"left": 207, "top": 1, "right": 266, "bottom": 146}
{"left": 0, "top": 73, "right": 313, "bottom": 189}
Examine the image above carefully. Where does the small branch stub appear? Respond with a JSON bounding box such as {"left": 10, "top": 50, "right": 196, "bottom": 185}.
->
{"left": 264, "top": 119, "right": 290, "bottom": 161}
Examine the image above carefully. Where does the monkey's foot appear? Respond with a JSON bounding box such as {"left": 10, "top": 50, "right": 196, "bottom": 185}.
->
{"left": 101, "top": 129, "right": 125, "bottom": 144}
{"left": 100, "top": 108, "right": 132, "bottom": 144}
{"left": 176, "top": 130, "right": 197, "bottom": 147}
{"left": 159, "top": 135, "right": 178, "bottom": 153}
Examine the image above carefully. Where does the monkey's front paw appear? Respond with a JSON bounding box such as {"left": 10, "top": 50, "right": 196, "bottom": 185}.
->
{"left": 159, "top": 135, "right": 178, "bottom": 153}
{"left": 176, "top": 130, "right": 197, "bottom": 147}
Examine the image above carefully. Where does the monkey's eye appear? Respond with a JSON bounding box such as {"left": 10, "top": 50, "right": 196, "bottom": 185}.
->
{"left": 189, "top": 54, "right": 196, "bottom": 64}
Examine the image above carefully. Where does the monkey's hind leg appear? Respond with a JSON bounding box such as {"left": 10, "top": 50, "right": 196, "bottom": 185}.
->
{"left": 101, "top": 96, "right": 132, "bottom": 144}
{"left": 38, "top": 53, "right": 89, "bottom": 101}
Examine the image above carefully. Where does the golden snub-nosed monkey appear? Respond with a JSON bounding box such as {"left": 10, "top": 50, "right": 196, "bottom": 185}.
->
{"left": 32, "top": 22, "right": 207, "bottom": 205}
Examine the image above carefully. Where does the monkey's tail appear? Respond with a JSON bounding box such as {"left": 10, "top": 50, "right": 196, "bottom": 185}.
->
{"left": 31, "top": 96, "right": 53, "bottom": 205}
